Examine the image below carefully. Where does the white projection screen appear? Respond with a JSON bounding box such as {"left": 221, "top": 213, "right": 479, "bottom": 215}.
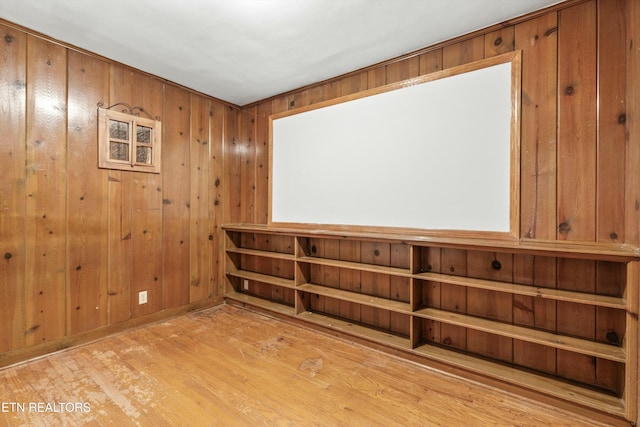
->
{"left": 270, "top": 52, "right": 521, "bottom": 239}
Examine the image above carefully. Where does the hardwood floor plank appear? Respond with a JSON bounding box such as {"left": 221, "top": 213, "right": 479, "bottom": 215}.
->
{"left": 0, "top": 305, "right": 621, "bottom": 426}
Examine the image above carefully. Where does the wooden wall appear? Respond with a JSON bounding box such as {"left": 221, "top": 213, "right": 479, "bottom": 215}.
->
{"left": 0, "top": 21, "right": 238, "bottom": 363}
{"left": 236, "top": 0, "right": 637, "bottom": 249}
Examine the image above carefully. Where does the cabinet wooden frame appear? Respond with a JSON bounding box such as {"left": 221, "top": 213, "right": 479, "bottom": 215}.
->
{"left": 223, "top": 223, "right": 640, "bottom": 422}
{"left": 97, "top": 108, "right": 162, "bottom": 173}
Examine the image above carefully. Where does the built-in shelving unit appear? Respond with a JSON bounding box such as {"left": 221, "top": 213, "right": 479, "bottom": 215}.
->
{"left": 223, "top": 224, "right": 639, "bottom": 421}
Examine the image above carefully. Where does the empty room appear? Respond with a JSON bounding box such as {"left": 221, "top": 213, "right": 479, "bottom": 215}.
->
{"left": 1, "top": 0, "right": 639, "bottom": 425}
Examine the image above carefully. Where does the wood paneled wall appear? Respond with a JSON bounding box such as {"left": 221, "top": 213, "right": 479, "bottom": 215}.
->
{"left": 0, "top": 22, "right": 238, "bottom": 362}
{"left": 236, "top": 0, "right": 637, "bottom": 248}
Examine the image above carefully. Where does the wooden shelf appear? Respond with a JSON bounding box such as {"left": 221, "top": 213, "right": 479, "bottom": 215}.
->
{"left": 226, "top": 247, "right": 295, "bottom": 261}
{"left": 297, "top": 311, "right": 410, "bottom": 349}
{"left": 227, "top": 269, "right": 296, "bottom": 289}
{"left": 223, "top": 223, "right": 640, "bottom": 261}
{"left": 225, "top": 291, "right": 296, "bottom": 317}
{"left": 297, "top": 283, "right": 411, "bottom": 313}
{"left": 412, "top": 344, "right": 625, "bottom": 418}
{"left": 223, "top": 224, "right": 637, "bottom": 421}
{"left": 415, "top": 272, "right": 626, "bottom": 309}
{"left": 298, "top": 256, "right": 412, "bottom": 277}
{"left": 413, "top": 308, "right": 626, "bottom": 363}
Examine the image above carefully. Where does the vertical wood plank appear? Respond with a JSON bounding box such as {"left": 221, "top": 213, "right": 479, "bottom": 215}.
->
{"left": 67, "top": 50, "right": 109, "bottom": 334}
{"left": 338, "top": 72, "right": 368, "bottom": 97}
{"left": 625, "top": 0, "right": 640, "bottom": 248}
{"left": 513, "top": 255, "right": 557, "bottom": 374}
{"left": 240, "top": 107, "right": 256, "bottom": 223}
{"left": 210, "top": 101, "right": 226, "bottom": 298}
{"left": 24, "top": 35, "right": 67, "bottom": 345}
{"left": 130, "top": 75, "right": 164, "bottom": 317}
{"left": 0, "top": 24, "right": 26, "bottom": 352}
{"left": 367, "top": 67, "right": 386, "bottom": 91}
{"left": 339, "top": 240, "right": 361, "bottom": 322}
{"left": 255, "top": 102, "right": 271, "bottom": 225}
{"left": 360, "top": 242, "right": 391, "bottom": 329}
{"left": 597, "top": 0, "right": 626, "bottom": 244}
{"left": 224, "top": 106, "right": 241, "bottom": 224}
{"left": 466, "top": 252, "right": 513, "bottom": 362}
{"left": 440, "top": 248, "right": 467, "bottom": 351}
{"left": 484, "top": 27, "right": 515, "bottom": 58}
{"left": 161, "top": 85, "right": 191, "bottom": 308}
{"left": 385, "top": 57, "right": 419, "bottom": 84}
{"left": 190, "top": 94, "right": 212, "bottom": 303}
{"left": 557, "top": 258, "right": 596, "bottom": 385}
{"left": 515, "top": 12, "right": 558, "bottom": 239}
{"left": 107, "top": 65, "right": 133, "bottom": 324}
{"left": 418, "top": 49, "right": 442, "bottom": 76}
{"left": 557, "top": 1, "right": 597, "bottom": 241}
{"left": 442, "top": 35, "right": 484, "bottom": 69}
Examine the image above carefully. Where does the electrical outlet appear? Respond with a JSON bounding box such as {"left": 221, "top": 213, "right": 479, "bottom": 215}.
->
{"left": 138, "top": 290, "right": 148, "bottom": 305}
{"left": 243, "top": 279, "right": 249, "bottom": 290}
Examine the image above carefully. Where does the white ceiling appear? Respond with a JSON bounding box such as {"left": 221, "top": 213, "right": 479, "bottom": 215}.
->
{"left": 0, "top": 0, "right": 563, "bottom": 106}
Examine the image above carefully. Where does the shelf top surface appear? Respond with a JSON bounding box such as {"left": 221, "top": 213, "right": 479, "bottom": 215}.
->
{"left": 223, "top": 223, "right": 640, "bottom": 261}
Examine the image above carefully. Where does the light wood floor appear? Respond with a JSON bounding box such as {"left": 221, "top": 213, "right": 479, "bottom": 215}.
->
{"left": 0, "top": 304, "right": 622, "bottom": 426}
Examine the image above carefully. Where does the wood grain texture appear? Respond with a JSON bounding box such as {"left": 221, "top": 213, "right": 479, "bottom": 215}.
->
{"left": 0, "top": 305, "right": 618, "bottom": 427}
{"left": 24, "top": 35, "right": 67, "bottom": 346}
{"left": 557, "top": 1, "right": 597, "bottom": 241}
{"left": 161, "top": 85, "right": 191, "bottom": 309}
{"left": 515, "top": 12, "right": 558, "bottom": 240}
{"left": 597, "top": 0, "right": 626, "bottom": 244}
{"left": 66, "top": 50, "right": 109, "bottom": 335}
{"left": 0, "top": 23, "right": 26, "bottom": 353}
{"left": 190, "top": 94, "right": 212, "bottom": 303}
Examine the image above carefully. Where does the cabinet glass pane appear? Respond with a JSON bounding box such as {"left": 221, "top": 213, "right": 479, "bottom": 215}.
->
{"left": 136, "top": 146, "right": 152, "bottom": 164}
{"left": 109, "top": 120, "right": 129, "bottom": 140}
{"left": 137, "top": 125, "right": 152, "bottom": 144}
{"left": 110, "top": 141, "right": 129, "bottom": 161}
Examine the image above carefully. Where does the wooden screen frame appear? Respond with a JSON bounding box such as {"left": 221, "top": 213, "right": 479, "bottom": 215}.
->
{"left": 269, "top": 51, "right": 521, "bottom": 240}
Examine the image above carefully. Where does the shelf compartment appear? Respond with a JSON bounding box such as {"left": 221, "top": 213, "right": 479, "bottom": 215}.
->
{"left": 412, "top": 343, "right": 625, "bottom": 417}
{"left": 297, "top": 311, "right": 410, "bottom": 350}
{"left": 298, "top": 256, "right": 412, "bottom": 278}
{"left": 415, "top": 272, "right": 626, "bottom": 309}
{"left": 227, "top": 269, "right": 296, "bottom": 289}
{"left": 413, "top": 307, "right": 625, "bottom": 363}
{"left": 297, "top": 283, "right": 411, "bottom": 314}
{"left": 225, "top": 291, "right": 296, "bottom": 316}
{"left": 226, "top": 247, "right": 295, "bottom": 261}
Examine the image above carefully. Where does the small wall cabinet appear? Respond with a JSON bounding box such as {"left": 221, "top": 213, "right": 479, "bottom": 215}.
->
{"left": 223, "top": 224, "right": 639, "bottom": 421}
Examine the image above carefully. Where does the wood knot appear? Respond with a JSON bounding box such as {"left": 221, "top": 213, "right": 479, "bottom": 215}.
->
{"left": 4, "top": 34, "right": 13, "bottom": 43}
{"left": 605, "top": 331, "right": 620, "bottom": 345}
{"left": 311, "top": 245, "right": 317, "bottom": 254}
{"left": 558, "top": 222, "right": 571, "bottom": 234}
{"left": 564, "top": 86, "right": 574, "bottom": 95}
{"left": 494, "top": 37, "right": 502, "bottom": 46}
{"left": 4, "top": 252, "right": 12, "bottom": 260}
{"left": 289, "top": 100, "right": 295, "bottom": 108}
{"left": 610, "top": 232, "right": 618, "bottom": 240}
{"left": 208, "top": 234, "right": 213, "bottom": 241}
{"left": 491, "top": 260, "right": 502, "bottom": 270}
{"left": 618, "top": 113, "right": 626, "bottom": 124}
{"left": 373, "top": 249, "right": 380, "bottom": 256}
